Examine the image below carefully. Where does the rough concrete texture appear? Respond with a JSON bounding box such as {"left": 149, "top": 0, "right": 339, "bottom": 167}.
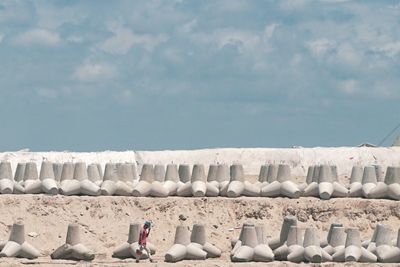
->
{"left": 51, "top": 223, "right": 95, "bottom": 261}
{"left": 0, "top": 222, "right": 40, "bottom": 259}
{"left": 303, "top": 165, "right": 349, "bottom": 200}
{"left": 165, "top": 224, "right": 221, "bottom": 262}
{"left": 261, "top": 164, "right": 301, "bottom": 198}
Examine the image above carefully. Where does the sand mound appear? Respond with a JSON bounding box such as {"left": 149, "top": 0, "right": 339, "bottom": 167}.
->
{"left": 1, "top": 195, "right": 400, "bottom": 266}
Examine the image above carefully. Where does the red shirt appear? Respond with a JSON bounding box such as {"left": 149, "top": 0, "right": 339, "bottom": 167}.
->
{"left": 139, "top": 227, "right": 149, "bottom": 245}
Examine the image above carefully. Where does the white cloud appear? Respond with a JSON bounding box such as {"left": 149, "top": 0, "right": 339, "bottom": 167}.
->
{"left": 371, "top": 42, "right": 400, "bottom": 58}
{"left": 335, "top": 43, "right": 362, "bottom": 66}
{"left": 36, "top": 88, "right": 57, "bottom": 99}
{"left": 0, "top": 34, "right": 4, "bottom": 44}
{"left": 306, "top": 38, "right": 336, "bottom": 58}
{"left": 337, "top": 79, "right": 359, "bottom": 95}
{"left": 67, "top": 35, "right": 84, "bottom": 44}
{"left": 13, "top": 28, "right": 60, "bottom": 46}
{"left": 115, "top": 89, "right": 135, "bottom": 103}
{"left": 193, "top": 28, "right": 262, "bottom": 52}
{"left": 72, "top": 63, "right": 116, "bottom": 82}
{"left": 99, "top": 23, "right": 168, "bottom": 55}
{"left": 279, "top": 0, "right": 309, "bottom": 10}
{"left": 264, "top": 23, "right": 278, "bottom": 39}
{"left": 179, "top": 19, "right": 197, "bottom": 34}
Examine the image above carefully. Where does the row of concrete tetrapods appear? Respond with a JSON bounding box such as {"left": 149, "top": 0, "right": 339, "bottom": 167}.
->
{"left": 0, "top": 161, "right": 399, "bottom": 199}
{"left": 2, "top": 216, "right": 400, "bottom": 263}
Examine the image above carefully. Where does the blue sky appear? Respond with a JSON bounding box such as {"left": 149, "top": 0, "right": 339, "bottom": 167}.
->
{"left": 0, "top": 0, "right": 399, "bottom": 151}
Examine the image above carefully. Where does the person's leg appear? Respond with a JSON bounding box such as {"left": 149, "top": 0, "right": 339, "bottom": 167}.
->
{"left": 144, "top": 246, "right": 153, "bottom": 262}
{"left": 135, "top": 245, "right": 143, "bottom": 263}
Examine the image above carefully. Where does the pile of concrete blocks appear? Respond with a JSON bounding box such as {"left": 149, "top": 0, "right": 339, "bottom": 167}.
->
{"left": 165, "top": 224, "right": 221, "bottom": 262}
{"left": 0, "top": 161, "right": 140, "bottom": 196}
{"left": 260, "top": 164, "right": 301, "bottom": 198}
{"left": 231, "top": 223, "right": 274, "bottom": 262}
{"left": 362, "top": 223, "right": 400, "bottom": 263}
{"left": 226, "top": 164, "right": 260, "bottom": 197}
{"left": 349, "top": 165, "right": 400, "bottom": 199}
{"left": 303, "top": 165, "right": 348, "bottom": 199}
{"left": 132, "top": 164, "right": 169, "bottom": 197}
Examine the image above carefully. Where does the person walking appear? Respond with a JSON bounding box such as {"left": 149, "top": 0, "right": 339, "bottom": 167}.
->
{"left": 136, "top": 220, "right": 153, "bottom": 263}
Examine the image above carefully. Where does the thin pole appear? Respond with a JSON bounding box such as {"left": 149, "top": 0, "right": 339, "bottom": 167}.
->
{"left": 378, "top": 122, "right": 400, "bottom": 146}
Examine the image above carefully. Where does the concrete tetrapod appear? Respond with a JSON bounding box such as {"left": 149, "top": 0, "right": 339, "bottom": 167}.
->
{"left": 60, "top": 162, "right": 100, "bottom": 196}
{"left": 12, "top": 163, "right": 25, "bottom": 194}
{"left": 23, "top": 162, "right": 42, "bottom": 194}
{"left": 261, "top": 164, "right": 301, "bottom": 198}
{"left": 323, "top": 226, "right": 346, "bottom": 256}
{"left": 361, "top": 166, "right": 378, "bottom": 198}
{"left": 349, "top": 166, "right": 363, "bottom": 197}
{"left": 176, "top": 164, "right": 192, "bottom": 197}
{"left": 269, "top": 215, "right": 298, "bottom": 250}
{"left": 267, "top": 164, "right": 279, "bottom": 183}
{"left": 306, "top": 166, "right": 315, "bottom": 185}
{"left": 231, "top": 223, "right": 273, "bottom": 262}
{"left": 217, "top": 164, "right": 230, "bottom": 196}
{"left": 303, "top": 165, "right": 348, "bottom": 200}
{"left": 191, "top": 164, "right": 208, "bottom": 197}
{"left": 0, "top": 222, "right": 40, "bottom": 259}
{"left": 77, "top": 162, "right": 101, "bottom": 196}
{"left": 0, "top": 161, "right": 15, "bottom": 194}
{"left": 253, "top": 225, "right": 274, "bottom": 262}
{"left": 274, "top": 226, "right": 304, "bottom": 263}
{"left": 320, "top": 222, "right": 343, "bottom": 247}
{"left": 164, "top": 164, "right": 180, "bottom": 196}
{"left": 114, "top": 163, "right": 137, "bottom": 196}
{"left": 113, "top": 223, "right": 156, "bottom": 259}
{"left": 257, "top": 165, "right": 269, "bottom": 188}
{"left": 374, "top": 165, "right": 384, "bottom": 182}
{"left": 150, "top": 164, "right": 169, "bottom": 197}
{"left": 100, "top": 163, "right": 119, "bottom": 196}
{"left": 14, "top": 163, "right": 25, "bottom": 184}
{"left": 303, "top": 228, "right": 332, "bottom": 263}
{"left": 205, "top": 164, "right": 220, "bottom": 197}
{"left": 177, "top": 164, "right": 209, "bottom": 197}
{"left": 59, "top": 162, "right": 80, "bottom": 195}
{"left": 375, "top": 228, "right": 400, "bottom": 263}
{"left": 53, "top": 163, "right": 63, "bottom": 185}
{"left": 367, "top": 224, "right": 393, "bottom": 256}
{"left": 165, "top": 224, "right": 221, "bottom": 262}
{"left": 154, "top": 164, "right": 165, "bottom": 182}
{"left": 51, "top": 224, "right": 95, "bottom": 261}
{"left": 367, "top": 166, "right": 400, "bottom": 199}
{"left": 227, "top": 164, "right": 259, "bottom": 197}
{"left": 133, "top": 164, "right": 168, "bottom": 197}
{"left": 385, "top": 167, "right": 400, "bottom": 200}
{"left": 87, "top": 164, "right": 103, "bottom": 187}
{"left": 332, "top": 228, "right": 377, "bottom": 262}
{"left": 165, "top": 226, "right": 190, "bottom": 262}
{"left": 39, "top": 161, "right": 58, "bottom": 195}
{"left": 178, "top": 164, "right": 191, "bottom": 183}
{"left": 299, "top": 166, "right": 316, "bottom": 192}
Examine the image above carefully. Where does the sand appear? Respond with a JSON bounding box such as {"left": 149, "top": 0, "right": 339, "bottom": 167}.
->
{"left": 1, "top": 194, "right": 400, "bottom": 266}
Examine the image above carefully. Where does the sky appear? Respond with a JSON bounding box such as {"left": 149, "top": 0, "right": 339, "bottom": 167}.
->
{"left": 0, "top": 0, "right": 400, "bottom": 151}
